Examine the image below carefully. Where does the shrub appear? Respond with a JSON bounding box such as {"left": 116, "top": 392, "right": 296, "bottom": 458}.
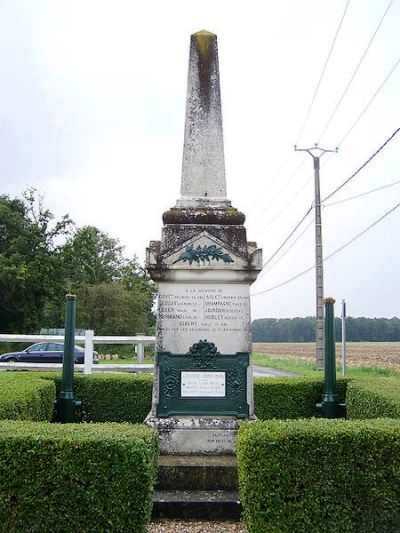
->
{"left": 51, "top": 373, "right": 153, "bottom": 423}
{"left": 0, "top": 373, "right": 55, "bottom": 421}
{"left": 237, "top": 418, "right": 400, "bottom": 533}
{"left": 347, "top": 377, "right": 400, "bottom": 419}
{"left": 0, "top": 420, "right": 158, "bottom": 532}
{"left": 254, "top": 376, "right": 347, "bottom": 420}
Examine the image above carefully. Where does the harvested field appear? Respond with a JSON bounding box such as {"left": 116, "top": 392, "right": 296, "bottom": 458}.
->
{"left": 252, "top": 342, "right": 400, "bottom": 372}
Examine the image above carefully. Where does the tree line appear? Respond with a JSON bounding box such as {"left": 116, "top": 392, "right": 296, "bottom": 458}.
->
{"left": 252, "top": 317, "right": 400, "bottom": 342}
{"left": 0, "top": 189, "right": 156, "bottom": 335}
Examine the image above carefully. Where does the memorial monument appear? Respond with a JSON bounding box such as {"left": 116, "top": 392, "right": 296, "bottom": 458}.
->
{"left": 145, "top": 30, "right": 262, "bottom": 454}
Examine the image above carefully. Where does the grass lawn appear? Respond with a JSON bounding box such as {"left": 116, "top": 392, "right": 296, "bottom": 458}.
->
{"left": 99, "top": 356, "right": 154, "bottom": 364}
{"left": 252, "top": 351, "right": 399, "bottom": 379}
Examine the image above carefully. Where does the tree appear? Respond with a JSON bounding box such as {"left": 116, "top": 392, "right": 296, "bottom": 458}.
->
{"left": 76, "top": 282, "right": 154, "bottom": 335}
{"left": 63, "top": 228, "right": 157, "bottom": 334}
{"left": 251, "top": 316, "right": 400, "bottom": 342}
{"left": 0, "top": 189, "right": 72, "bottom": 332}
{"left": 62, "top": 225, "right": 125, "bottom": 287}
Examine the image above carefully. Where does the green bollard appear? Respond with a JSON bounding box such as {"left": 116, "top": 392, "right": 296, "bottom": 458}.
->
{"left": 316, "top": 297, "right": 346, "bottom": 418}
{"left": 56, "top": 294, "right": 81, "bottom": 423}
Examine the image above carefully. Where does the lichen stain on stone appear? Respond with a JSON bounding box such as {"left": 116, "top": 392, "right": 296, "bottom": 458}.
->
{"left": 193, "top": 30, "right": 216, "bottom": 59}
{"left": 191, "top": 31, "right": 218, "bottom": 112}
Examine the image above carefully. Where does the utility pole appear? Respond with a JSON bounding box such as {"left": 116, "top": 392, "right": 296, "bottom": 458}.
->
{"left": 294, "top": 144, "right": 337, "bottom": 369}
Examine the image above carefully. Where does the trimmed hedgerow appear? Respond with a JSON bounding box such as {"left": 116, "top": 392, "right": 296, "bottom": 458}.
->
{"left": 49, "top": 373, "right": 153, "bottom": 423}
{"left": 254, "top": 376, "right": 348, "bottom": 419}
{"left": 237, "top": 418, "right": 400, "bottom": 533}
{"left": 0, "top": 420, "right": 158, "bottom": 533}
{"left": 347, "top": 377, "right": 400, "bottom": 419}
{"left": 73, "top": 373, "right": 153, "bottom": 423}
{"left": 0, "top": 373, "right": 55, "bottom": 421}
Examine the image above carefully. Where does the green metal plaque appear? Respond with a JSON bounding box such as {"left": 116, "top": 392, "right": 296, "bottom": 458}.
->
{"left": 156, "top": 340, "right": 249, "bottom": 418}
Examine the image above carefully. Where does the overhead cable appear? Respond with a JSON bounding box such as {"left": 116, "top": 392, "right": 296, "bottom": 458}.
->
{"left": 318, "top": 0, "right": 395, "bottom": 141}
{"left": 296, "top": 0, "right": 351, "bottom": 143}
{"left": 323, "top": 178, "right": 400, "bottom": 207}
{"left": 251, "top": 157, "right": 308, "bottom": 231}
{"left": 338, "top": 58, "right": 400, "bottom": 147}
{"left": 247, "top": 151, "right": 294, "bottom": 215}
{"left": 257, "top": 216, "right": 315, "bottom": 279}
{"left": 257, "top": 204, "right": 314, "bottom": 272}
{"left": 251, "top": 198, "right": 400, "bottom": 296}
{"left": 323, "top": 126, "right": 400, "bottom": 203}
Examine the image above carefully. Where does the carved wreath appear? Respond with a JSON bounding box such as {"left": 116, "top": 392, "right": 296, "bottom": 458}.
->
{"left": 174, "top": 244, "right": 234, "bottom": 266}
{"left": 187, "top": 340, "right": 220, "bottom": 369}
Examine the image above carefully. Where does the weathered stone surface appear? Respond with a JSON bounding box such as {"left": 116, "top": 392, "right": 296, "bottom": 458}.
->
{"left": 162, "top": 205, "right": 245, "bottom": 225}
{"left": 146, "top": 416, "right": 241, "bottom": 455}
{"left": 145, "top": 30, "right": 262, "bottom": 455}
{"left": 157, "top": 455, "right": 238, "bottom": 491}
{"left": 152, "top": 489, "right": 242, "bottom": 520}
{"left": 180, "top": 31, "right": 226, "bottom": 203}
{"left": 156, "top": 282, "right": 251, "bottom": 354}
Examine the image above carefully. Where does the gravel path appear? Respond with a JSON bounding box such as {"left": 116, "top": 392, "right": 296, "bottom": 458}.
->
{"left": 149, "top": 521, "right": 247, "bottom": 532}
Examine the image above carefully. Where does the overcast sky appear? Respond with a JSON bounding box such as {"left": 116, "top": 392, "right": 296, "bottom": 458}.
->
{"left": 1, "top": 0, "right": 399, "bottom": 319}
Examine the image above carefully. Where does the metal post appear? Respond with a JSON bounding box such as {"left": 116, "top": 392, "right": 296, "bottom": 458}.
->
{"left": 56, "top": 294, "right": 80, "bottom": 422}
{"left": 341, "top": 299, "right": 347, "bottom": 376}
{"left": 316, "top": 297, "right": 345, "bottom": 418}
{"left": 84, "top": 329, "right": 94, "bottom": 375}
{"left": 295, "top": 144, "right": 337, "bottom": 369}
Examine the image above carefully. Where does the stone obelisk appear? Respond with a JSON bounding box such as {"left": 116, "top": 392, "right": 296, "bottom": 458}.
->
{"left": 146, "top": 31, "right": 262, "bottom": 455}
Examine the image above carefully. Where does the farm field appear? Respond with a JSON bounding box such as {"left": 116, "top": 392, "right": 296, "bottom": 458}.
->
{"left": 252, "top": 342, "right": 400, "bottom": 373}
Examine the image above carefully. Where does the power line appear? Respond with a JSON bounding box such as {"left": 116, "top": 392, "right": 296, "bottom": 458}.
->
{"left": 318, "top": 0, "right": 395, "bottom": 141}
{"left": 251, "top": 158, "right": 309, "bottom": 234}
{"left": 254, "top": 130, "right": 399, "bottom": 279}
{"left": 338, "top": 57, "right": 400, "bottom": 147}
{"left": 257, "top": 204, "right": 314, "bottom": 272}
{"left": 247, "top": 151, "right": 294, "bottom": 215}
{"left": 253, "top": 157, "right": 307, "bottom": 221}
{"left": 251, "top": 198, "right": 400, "bottom": 297}
{"left": 323, "top": 126, "right": 400, "bottom": 203}
{"left": 323, "top": 178, "right": 400, "bottom": 207}
{"left": 258, "top": 216, "right": 315, "bottom": 278}
{"left": 296, "top": 0, "right": 351, "bottom": 143}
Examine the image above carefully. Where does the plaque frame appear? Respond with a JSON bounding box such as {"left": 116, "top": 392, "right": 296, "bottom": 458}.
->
{"left": 156, "top": 341, "right": 249, "bottom": 418}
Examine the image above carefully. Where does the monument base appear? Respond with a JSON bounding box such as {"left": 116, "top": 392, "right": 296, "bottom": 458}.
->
{"left": 145, "top": 415, "right": 245, "bottom": 455}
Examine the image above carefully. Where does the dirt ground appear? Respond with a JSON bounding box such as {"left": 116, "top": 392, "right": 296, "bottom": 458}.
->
{"left": 252, "top": 342, "right": 400, "bottom": 372}
{"left": 149, "top": 521, "right": 247, "bottom": 532}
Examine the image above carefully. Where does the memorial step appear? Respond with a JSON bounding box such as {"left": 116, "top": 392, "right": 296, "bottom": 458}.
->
{"left": 157, "top": 454, "right": 238, "bottom": 491}
{"left": 152, "top": 490, "right": 242, "bottom": 520}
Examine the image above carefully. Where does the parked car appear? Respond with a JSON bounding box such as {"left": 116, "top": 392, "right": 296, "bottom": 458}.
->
{"left": 0, "top": 342, "right": 99, "bottom": 364}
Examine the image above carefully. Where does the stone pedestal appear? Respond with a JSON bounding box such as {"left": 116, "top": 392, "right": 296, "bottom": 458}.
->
{"left": 145, "top": 31, "right": 262, "bottom": 454}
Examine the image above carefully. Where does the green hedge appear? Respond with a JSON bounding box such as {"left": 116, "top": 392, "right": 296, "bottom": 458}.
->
{"left": 237, "top": 418, "right": 400, "bottom": 533}
{"left": 1, "top": 372, "right": 399, "bottom": 426}
{"left": 71, "top": 373, "right": 153, "bottom": 423}
{"left": 0, "top": 374, "right": 55, "bottom": 421}
{"left": 347, "top": 377, "right": 400, "bottom": 419}
{"left": 254, "top": 376, "right": 347, "bottom": 419}
{"left": 0, "top": 420, "right": 158, "bottom": 532}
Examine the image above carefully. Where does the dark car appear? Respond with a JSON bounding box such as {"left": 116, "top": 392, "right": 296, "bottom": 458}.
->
{"left": 0, "top": 342, "right": 99, "bottom": 364}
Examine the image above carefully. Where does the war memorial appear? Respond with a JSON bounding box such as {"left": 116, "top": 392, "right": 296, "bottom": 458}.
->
{"left": 145, "top": 30, "right": 262, "bottom": 454}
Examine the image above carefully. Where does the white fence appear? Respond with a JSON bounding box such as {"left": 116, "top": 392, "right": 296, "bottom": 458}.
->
{"left": 0, "top": 332, "right": 156, "bottom": 375}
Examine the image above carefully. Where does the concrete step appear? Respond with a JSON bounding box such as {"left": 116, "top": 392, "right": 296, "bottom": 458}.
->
{"left": 157, "top": 454, "right": 238, "bottom": 491}
{"left": 152, "top": 490, "right": 242, "bottom": 521}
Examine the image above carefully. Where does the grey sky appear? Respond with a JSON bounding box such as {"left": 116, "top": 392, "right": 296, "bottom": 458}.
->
{"left": 1, "top": 0, "right": 399, "bottom": 318}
